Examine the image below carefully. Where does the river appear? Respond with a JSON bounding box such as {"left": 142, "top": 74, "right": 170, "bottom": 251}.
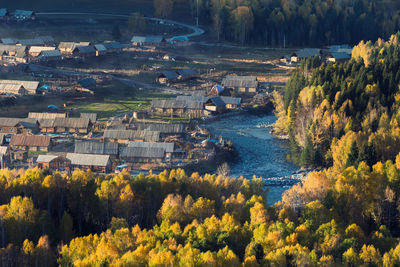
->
{"left": 203, "top": 113, "right": 300, "bottom": 205}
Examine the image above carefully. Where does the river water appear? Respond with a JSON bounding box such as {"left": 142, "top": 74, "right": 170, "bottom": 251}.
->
{"left": 203, "top": 113, "right": 300, "bottom": 205}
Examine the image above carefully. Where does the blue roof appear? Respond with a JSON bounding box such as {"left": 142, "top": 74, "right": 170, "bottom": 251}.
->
{"left": 39, "top": 85, "right": 51, "bottom": 91}
{"left": 48, "top": 105, "right": 58, "bottom": 110}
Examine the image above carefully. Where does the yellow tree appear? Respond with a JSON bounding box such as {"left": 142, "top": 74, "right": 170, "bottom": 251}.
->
{"left": 232, "top": 6, "right": 254, "bottom": 45}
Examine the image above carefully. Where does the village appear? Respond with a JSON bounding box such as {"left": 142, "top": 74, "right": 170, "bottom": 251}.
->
{"left": 0, "top": 8, "right": 354, "bottom": 174}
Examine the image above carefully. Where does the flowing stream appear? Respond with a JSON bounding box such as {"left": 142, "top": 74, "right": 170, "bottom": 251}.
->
{"left": 203, "top": 113, "right": 300, "bottom": 205}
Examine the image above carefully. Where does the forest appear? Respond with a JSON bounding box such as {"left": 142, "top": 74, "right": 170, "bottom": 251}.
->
{"left": 182, "top": 0, "right": 400, "bottom": 46}
{"left": 274, "top": 32, "right": 400, "bottom": 171}
{"left": 0, "top": 158, "right": 400, "bottom": 265}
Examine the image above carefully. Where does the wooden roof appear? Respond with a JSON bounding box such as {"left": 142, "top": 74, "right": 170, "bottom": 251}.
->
{"left": 222, "top": 76, "right": 258, "bottom": 88}
{"left": 103, "top": 130, "right": 160, "bottom": 142}
{"left": 134, "top": 123, "right": 185, "bottom": 134}
{"left": 121, "top": 146, "right": 165, "bottom": 159}
{"left": 67, "top": 153, "right": 110, "bottom": 167}
{"left": 28, "top": 112, "right": 67, "bottom": 119}
{"left": 10, "top": 134, "right": 50, "bottom": 147}
{"left": 74, "top": 140, "right": 118, "bottom": 155}
{"left": 128, "top": 141, "right": 174, "bottom": 153}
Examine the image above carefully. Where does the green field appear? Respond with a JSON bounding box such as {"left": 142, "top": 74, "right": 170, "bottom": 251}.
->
{"left": 0, "top": 79, "right": 172, "bottom": 120}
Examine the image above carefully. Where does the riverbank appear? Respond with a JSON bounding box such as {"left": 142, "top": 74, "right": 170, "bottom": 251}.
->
{"left": 203, "top": 112, "right": 300, "bottom": 205}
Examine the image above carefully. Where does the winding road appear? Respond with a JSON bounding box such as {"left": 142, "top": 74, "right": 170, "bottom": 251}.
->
{"left": 36, "top": 12, "right": 205, "bottom": 39}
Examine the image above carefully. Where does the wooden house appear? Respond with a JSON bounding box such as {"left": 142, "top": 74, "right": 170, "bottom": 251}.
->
{"left": 290, "top": 48, "right": 321, "bottom": 62}
{"left": 326, "top": 52, "right": 351, "bottom": 63}
{"left": 220, "top": 96, "right": 241, "bottom": 109}
{"left": 10, "top": 134, "right": 51, "bottom": 153}
{"left": 151, "top": 99, "right": 186, "bottom": 114}
{"left": 0, "top": 118, "right": 39, "bottom": 134}
{"left": 66, "top": 153, "right": 111, "bottom": 173}
{"left": 53, "top": 118, "right": 91, "bottom": 133}
{"left": 0, "top": 80, "right": 39, "bottom": 95}
{"left": 222, "top": 76, "right": 259, "bottom": 94}
{"left": 128, "top": 141, "right": 174, "bottom": 158}
{"left": 120, "top": 146, "right": 165, "bottom": 163}
{"left": 0, "top": 45, "right": 27, "bottom": 63}
{"left": 38, "top": 117, "right": 91, "bottom": 133}
{"left": 0, "top": 83, "right": 28, "bottom": 95}
{"left": 205, "top": 97, "right": 226, "bottom": 113}
{"left": 73, "top": 46, "right": 96, "bottom": 57}
{"left": 103, "top": 130, "right": 160, "bottom": 143}
{"left": 131, "top": 35, "right": 166, "bottom": 46}
{"left": 36, "top": 155, "right": 71, "bottom": 172}
{"left": 157, "top": 71, "right": 179, "bottom": 84}
{"left": 58, "top": 42, "right": 76, "bottom": 54}
{"left": 29, "top": 46, "right": 56, "bottom": 57}
{"left": 38, "top": 50, "right": 62, "bottom": 61}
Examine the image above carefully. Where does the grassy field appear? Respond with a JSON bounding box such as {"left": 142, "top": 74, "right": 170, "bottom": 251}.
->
{"left": 70, "top": 81, "right": 172, "bottom": 120}
{"left": 0, "top": 79, "right": 172, "bottom": 120}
